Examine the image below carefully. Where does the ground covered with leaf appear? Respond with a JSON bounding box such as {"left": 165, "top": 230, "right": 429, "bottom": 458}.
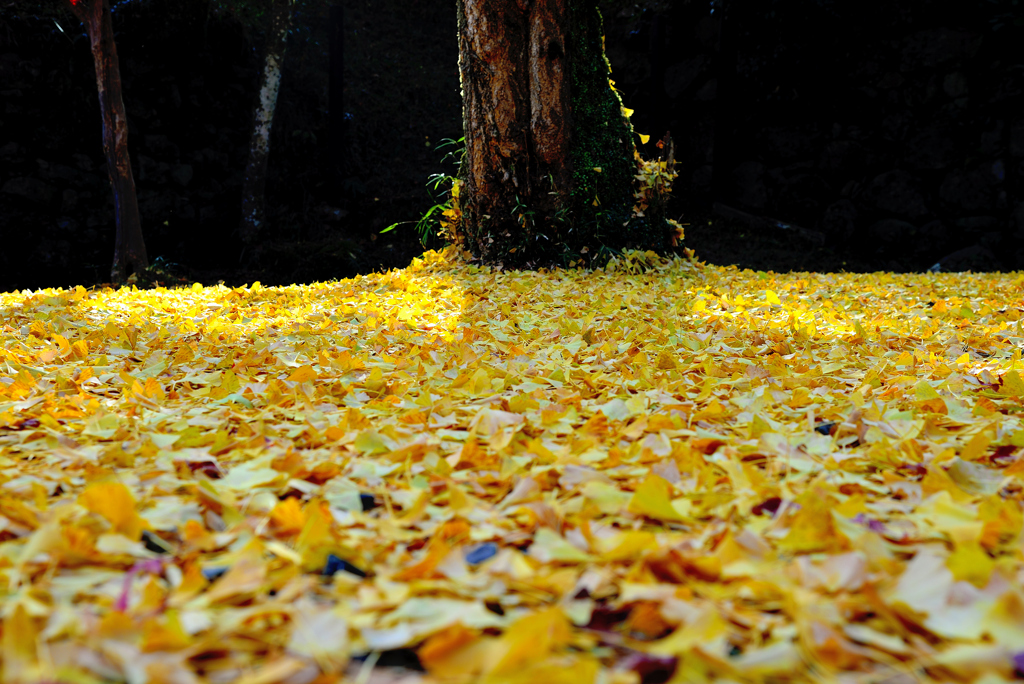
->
{"left": 2, "top": 248, "right": 1024, "bottom": 684}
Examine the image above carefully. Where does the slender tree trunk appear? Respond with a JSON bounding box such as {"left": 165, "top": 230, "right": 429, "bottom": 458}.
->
{"left": 66, "top": 0, "right": 148, "bottom": 283}
{"left": 239, "top": 0, "right": 292, "bottom": 245}
{"left": 457, "top": 0, "right": 671, "bottom": 267}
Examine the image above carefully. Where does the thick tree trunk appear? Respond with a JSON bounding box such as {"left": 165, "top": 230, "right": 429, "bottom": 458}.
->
{"left": 239, "top": 0, "right": 292, "bottom": 245}
{"left": 457, "top": 0, "right": 670, "bottom": 267}
{"left": 67, "top": 0, "right": 149, "bottom": 283}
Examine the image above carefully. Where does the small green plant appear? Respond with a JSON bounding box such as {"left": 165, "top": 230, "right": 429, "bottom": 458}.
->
{"left": 381, "top": 137, "right": 465, "bottom": 246}
{"left": 511, "top": 193, "right": 536, "bottom": 231}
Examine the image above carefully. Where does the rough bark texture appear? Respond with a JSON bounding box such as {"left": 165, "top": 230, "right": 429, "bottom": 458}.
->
{"left": 457, "top": 0, "right": 668, "bottom": 267}
{"left": 239, "top": 0, "right": 291, "bottom": 245}
{"left": 67, "top": 0, "right": 149, "bottom": 282}
{"left": 458, "top": 0, "right": 530, "bottom": 252}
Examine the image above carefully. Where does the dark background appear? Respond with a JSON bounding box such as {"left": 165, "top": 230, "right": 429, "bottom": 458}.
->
{"left": 0, "top": 0, "right": 1022, "bottom": 290}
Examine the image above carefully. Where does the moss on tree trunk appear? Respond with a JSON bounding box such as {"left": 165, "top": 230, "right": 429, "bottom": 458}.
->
{"left": 457, "top": 0, "right": 672, "bottom": 268}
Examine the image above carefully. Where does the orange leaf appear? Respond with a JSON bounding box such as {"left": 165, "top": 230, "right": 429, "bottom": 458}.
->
{"left": 270, "top": 497, "right": 307, "bottom": 536}
{"left": 287, "top": 365, "right": 318, "bottom": 383}
{"left": 419, "top": 623, "right": 479, "bottom": 670}
{"left": 488, "top": 607, "right": 572, "bottom": 677}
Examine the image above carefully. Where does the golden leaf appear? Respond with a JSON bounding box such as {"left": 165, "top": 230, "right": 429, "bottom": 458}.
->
{"left": 627, "top": 473, "right": 686, "bottom": 522}
{"left": 78, "top": 481, "right": 148, "bottom": 540}
{"left": 487, "top": 607, "right": 572, "bottom": 677}
{"left": 287, "top": 365, "right": 318, "bottom": 384}
{"left": 778, "top": 491, "right": 848, "bottom": 554}
{"left": 1, "top": 603, "right": 40, "bottom": 682}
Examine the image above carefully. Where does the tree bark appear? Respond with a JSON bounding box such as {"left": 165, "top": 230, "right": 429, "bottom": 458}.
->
{"left": 66, "top": 0, "right": 149, "bottom": 283}
{"left": 457, "top": 0, "right": 671, "bottom": 267}
{"left": 239, "top": 0, "right": 292, "bottom": 245}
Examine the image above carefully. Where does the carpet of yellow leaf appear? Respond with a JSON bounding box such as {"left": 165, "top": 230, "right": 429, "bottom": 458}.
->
{"left": 2, "top": 247, "right": 1024, "bottom": 683}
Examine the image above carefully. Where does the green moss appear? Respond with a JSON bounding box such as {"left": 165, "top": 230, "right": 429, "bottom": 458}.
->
{"left": 559, "top": 1, "right": 668, "bottom": 265}
{"left": 566, "top": 4, "right": 635, "bottom": 234}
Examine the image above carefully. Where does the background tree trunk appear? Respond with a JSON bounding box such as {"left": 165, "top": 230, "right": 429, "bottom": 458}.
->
{"left": 239, "top": 0, "right": 292, "bottom": 246}
{"left": 457, "top": 0, "right": 670, "bottom": 267}
{"left": 67, "top": 0, "right": 149, "bottom": 283}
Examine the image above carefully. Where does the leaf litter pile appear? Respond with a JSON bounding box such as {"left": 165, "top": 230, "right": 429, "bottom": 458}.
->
{"left": 3, "top": 247, "right": 1024, "bottom": 684}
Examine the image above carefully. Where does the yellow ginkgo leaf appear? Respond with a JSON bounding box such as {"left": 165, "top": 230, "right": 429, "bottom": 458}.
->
{"left": 53, "top": 334, "right": 70, "bottom": 356}
{"left": 287, "top": 365, "right": 318, "bottom": 383}
{"left": 947, "top": 540, "right": 994, "bottom": 588}
{"left": 78, "top": 481, "right": 148, "bottom": 540}
{"left": 471, "top": 367, "right": 491, "bottom": 395}
{"left": 628, "top": 473, "right": 686, "bottom": 523}
{"left": 487, "top": 607, "right": 572, "bottom": 677}
{"left": 777, "top": 491, "right": 848, "bottom": 554}
{"left": 597, "top": 530, "right": 657, "bottom": 561}
{"left": 269, "top": 497, "right": 306, "bottom": 536}
{"left": 354, "top": 429, "right": 391, "bottom": 456}
{"left": 1000, "top": 370, "right": 1024, "bottom": 397}
{"left": 2, "top": 603, "right": 40, "bottom": 683}
{"left": 960, "top": 430, "right": 993, "bottom": 461}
